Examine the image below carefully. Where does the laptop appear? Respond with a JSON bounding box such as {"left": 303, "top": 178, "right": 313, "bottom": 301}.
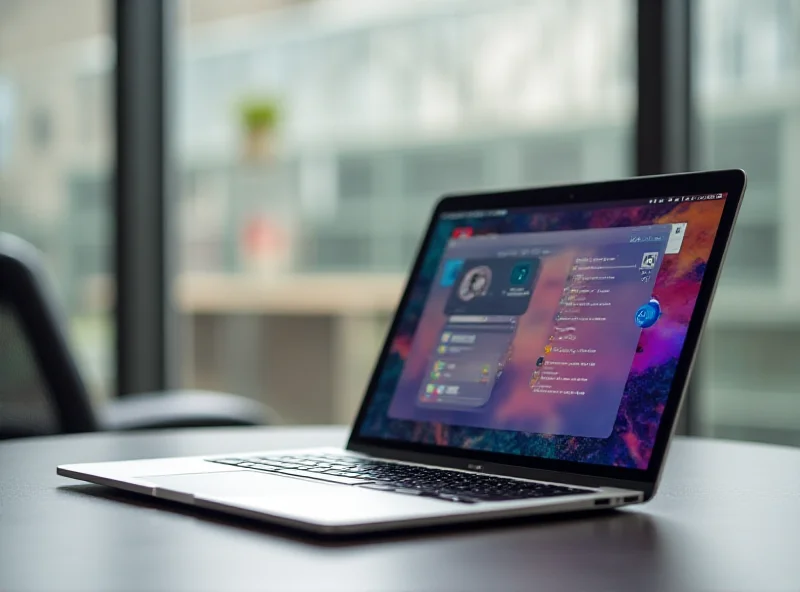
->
{"left": 59, "top": 170, "right": 747, "bottom": 535}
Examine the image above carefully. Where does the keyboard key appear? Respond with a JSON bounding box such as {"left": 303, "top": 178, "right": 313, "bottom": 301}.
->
{"left": 276, "top": 468, "right": 372, "bottom": 485}
{"left": 253, "top": 459, "right": 299, "bottom": 469}
{"left": 246, "top": 463, "right": 280, "bottom": 472}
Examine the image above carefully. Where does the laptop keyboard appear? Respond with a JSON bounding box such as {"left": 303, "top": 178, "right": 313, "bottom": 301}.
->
{"left": 207, "top": 453, "right": 592, "bottom": 504}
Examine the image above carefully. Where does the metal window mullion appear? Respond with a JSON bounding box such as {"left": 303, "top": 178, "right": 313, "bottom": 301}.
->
{"left": 636, "top": 0, "right": 697, "bottom": 435}
{"left": 114, "top": 0, "right": 177, "bottom": 396}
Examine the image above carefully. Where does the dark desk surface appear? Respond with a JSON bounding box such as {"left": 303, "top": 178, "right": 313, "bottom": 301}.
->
{"left": 1, "top": 427, "right": 799, "bottom": 592}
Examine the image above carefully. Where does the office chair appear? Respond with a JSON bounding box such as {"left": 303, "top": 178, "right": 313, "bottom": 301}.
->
{"left": 0, "top": 233, "right": 276, "bottom": 439}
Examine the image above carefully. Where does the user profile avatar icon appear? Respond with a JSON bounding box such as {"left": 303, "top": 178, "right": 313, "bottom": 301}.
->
{"left": 458, "top": 265, "right": 492, "bottom": 301}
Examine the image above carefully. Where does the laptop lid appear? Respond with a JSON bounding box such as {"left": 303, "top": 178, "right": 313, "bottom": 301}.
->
{"left": 348, "top": 170, "right": 746, "bottom": 496}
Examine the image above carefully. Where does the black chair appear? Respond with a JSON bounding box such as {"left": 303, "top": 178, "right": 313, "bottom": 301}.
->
{"left": 0, "top": 233, "right": 276, "bottom": 439}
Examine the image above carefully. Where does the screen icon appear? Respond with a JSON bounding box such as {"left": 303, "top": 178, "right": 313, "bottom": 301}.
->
{"left": 437, "top": 345, "right": 447, "bottom": 354}
{"left": 635, "top": 298, "right": 662, "bottom": 328}
{"left": 509, "top": 262, "right": 532, "bottom": 285}
{"left": 440, "top": 259, "right": 464, "bottom": 287}
{"left": 440, "top": 332, "right": 452, "bottom": 343}
{"left": 536, "top": 356, "right": 545, "bottom": 367}
{"left": 425, "top": 384, "right": 435, "bottom": 394}
{"left": 451, "top": 227, "right": 473, "bottom": 239}
{"left": 640, "top": 252, "right": 658, "bottom": 269}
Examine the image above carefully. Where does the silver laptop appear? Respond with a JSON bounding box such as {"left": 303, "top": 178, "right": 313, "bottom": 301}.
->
{"left": 59, "top": 170, "right": 746, "bottom": 535}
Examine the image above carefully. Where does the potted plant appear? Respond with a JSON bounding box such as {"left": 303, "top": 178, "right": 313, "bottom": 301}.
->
{"left": 238, "top": 97, "right": 280, "bottom": 161}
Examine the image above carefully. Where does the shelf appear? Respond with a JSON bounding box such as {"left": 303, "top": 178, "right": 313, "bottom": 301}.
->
{"left": 703, "top": 388, "right": 800, "bottom": 432}
{"left": 175, "top": 272, "right": 404, "bottom": 316}
{"left": 708, "top": 287, "right": 800, "bottom": 327}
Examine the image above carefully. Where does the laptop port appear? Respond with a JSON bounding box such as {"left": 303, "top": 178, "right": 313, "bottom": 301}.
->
{"left": 594, "top": 498, "right": 612, "bottom": 506}
{"left": 622, "top": 495, "right": 640, "bottom": 503}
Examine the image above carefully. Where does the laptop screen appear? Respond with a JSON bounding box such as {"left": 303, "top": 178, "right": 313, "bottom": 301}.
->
{"left": 356, "top": 192, "right": 730, "bottom": 471}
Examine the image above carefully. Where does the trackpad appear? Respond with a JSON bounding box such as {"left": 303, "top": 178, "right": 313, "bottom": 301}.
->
{"left": 145, "top": 471, "right": 457, "bottom": 526}
{"left": 146, "top": 471, "right": 322, "bottom": 498}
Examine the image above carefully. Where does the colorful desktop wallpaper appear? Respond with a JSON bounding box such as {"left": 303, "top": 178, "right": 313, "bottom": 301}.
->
{"left": 357, "top": 198, "right": 727, "bottom": 470}
{"left": 387, "top": 226, "right": 669, "bottom": 439}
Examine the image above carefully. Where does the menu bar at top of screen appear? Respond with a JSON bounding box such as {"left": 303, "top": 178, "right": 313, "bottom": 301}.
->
{"left": 440, "top": 193, "right": 727, "bottom": 220}
{"left": 647, "top": 193, "right": 725, "bottom": 204}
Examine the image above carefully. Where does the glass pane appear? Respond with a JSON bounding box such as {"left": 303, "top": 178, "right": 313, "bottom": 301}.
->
{"left": 176, "top": 0, "right": 635, "bottom": 424}
{"left": 0, "top": 0, "right": 114, "bottom": 414}
{"left": 695, "top": 0, "right": 800, "bottom": 445}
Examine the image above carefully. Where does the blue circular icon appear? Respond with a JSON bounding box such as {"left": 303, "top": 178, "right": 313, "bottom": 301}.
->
{"left": 635, "top": 299, "right": 661, "bottom": 328}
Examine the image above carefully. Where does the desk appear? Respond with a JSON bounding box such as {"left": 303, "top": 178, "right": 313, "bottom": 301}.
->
{"left": 2, "top": 427, "right": 799, "bottom": 591}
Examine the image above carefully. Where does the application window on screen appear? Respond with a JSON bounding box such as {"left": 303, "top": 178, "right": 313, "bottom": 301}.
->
{"left": 665, "top": 223, "right": 687, "bottom": 254}
{"left": 389, "top": 223, "right": 675, "bottom": 439}
{"left": 420, "top": 257, "right": 539, "bottom": 409}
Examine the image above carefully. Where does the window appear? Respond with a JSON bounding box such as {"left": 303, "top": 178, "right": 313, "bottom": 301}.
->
{"left": 694, "top": 0, "right": 800, "bottom": 445}
{"left": 175, "top": 0, "right": 635, "bottom": 424}
{"left": 0, "top": 0, "right": 114, "bottom": 403}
